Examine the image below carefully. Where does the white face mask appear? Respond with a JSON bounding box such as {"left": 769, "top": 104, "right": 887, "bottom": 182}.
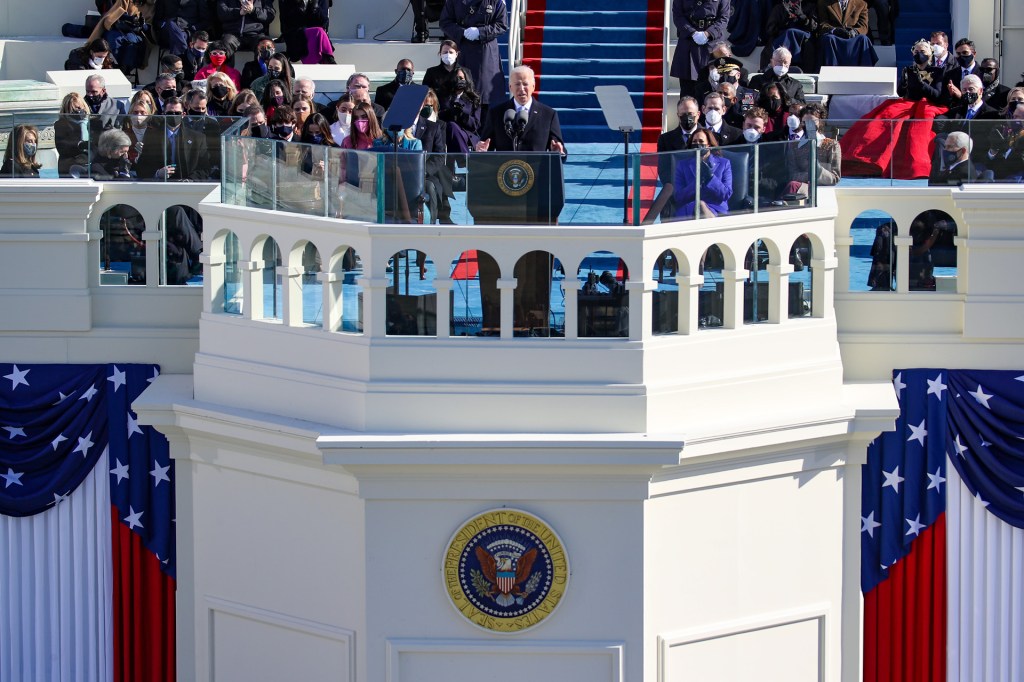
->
{"left": 742, "top": 127, "right": 760, "bottom": 142}
{"left": 704, "top": 109, "right": 722, "bottom": 127}
{"left": 708, "top": 68, "right": 720, "bottom": 83}
{"left": 440, "top": 52, "right": 458, "bottom": 66}
{"left": 337, "top": 112, "right": 351, "bottom": 128}
{"left": 89, "top": 56, "right": 105, "bottom": 68}
{"left": 787, "top": 114, "right": 801, "bottom": 130}
{"left": 773, "top": 64, "right": 788, "bottom": 77}
{"left": 132, "top": 114, "right": 148, "bottom": 127}
{"left": 931, "top": 43, "right": 945, "bottom": 58}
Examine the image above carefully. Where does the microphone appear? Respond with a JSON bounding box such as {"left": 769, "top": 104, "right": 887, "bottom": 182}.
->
{"left": 503, "top": 108, "right": 516, "bottom": 138}
{"left": 515, "top": 108, "right": 529, "bottom": 131}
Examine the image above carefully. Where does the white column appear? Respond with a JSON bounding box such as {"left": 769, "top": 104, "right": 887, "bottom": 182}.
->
{"left": 894, "top": 235, "right": 912, "bottom": 293}
{"left": 626, "top": 280, "right": 652, "bottom": 341}
{"left": 723, "top": 268, "right": 748, "bottom": 329}
{"left": 358, "top": 277, "right": 391, "bottom": 338}
{"left": 562, "top": 277, "right": 582, "bottom": 340}
{"left": 769, "top": 263, "right": 793, "bottom": 323}
{"left": 813, "top": 256, "right": 838, "bottom": 319}
{"left": 201, "top": 252, "right": 225, "bottom": 314}
{"left": 278, "top": 266, "right": 303, "bottom": 326}
{"left": 497, "top": 278, "right": 517, "bottom": 340}
{"left": 143, "top": 227, "right": 162, "bottom": 287}
{"left": 677, "top": 274, "right": 703, "bottom": 335}
{"left": 834, "top": 234, "right": 853, "bottom": 294}
{"left": 241, "top": 260, "right": 260, "bottom": 320}
{"left": 434, "top": 278, "right": 452, "bottom": 338}
{"left": 317, "top": 271, "right": 341, "bottom": 332}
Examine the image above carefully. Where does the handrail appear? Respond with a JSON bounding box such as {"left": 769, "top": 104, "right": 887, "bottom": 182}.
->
{"left": 508, "top": 0, "right": 526, "bottom": 69}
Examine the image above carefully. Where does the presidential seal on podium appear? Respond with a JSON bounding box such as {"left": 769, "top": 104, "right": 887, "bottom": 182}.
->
{"left": 442, "top": 508, "right": 569, "bottom": 633}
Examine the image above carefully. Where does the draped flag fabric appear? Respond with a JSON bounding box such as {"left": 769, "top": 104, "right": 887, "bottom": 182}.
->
{"left": 0, "top": 363, "right": 175, "bottom": 682}
{"left": 862, "top": 368, "right": 1024, "bottom": 682}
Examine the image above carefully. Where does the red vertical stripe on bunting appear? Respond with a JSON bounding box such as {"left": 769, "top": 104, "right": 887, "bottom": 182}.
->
{"left": 641, "top": 0, "right": 666, "bottom": 149}
{"left": 864, "top": 512, "right": 946, "bottom": 682}
{"left": 111, "top": 506, "right": 176, "bottom": 682}
{"left": 522, "top": 0, "right": 545, "bottom": 89}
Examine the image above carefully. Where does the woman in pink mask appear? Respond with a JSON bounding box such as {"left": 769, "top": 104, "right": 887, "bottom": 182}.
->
{"left": 195, "top": 41, "right": 243, "bottom": 90}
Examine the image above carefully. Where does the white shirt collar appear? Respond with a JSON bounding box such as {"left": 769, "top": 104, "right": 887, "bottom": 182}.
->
{"left": 515, "top": 98, "right": 533, "bottom": 113}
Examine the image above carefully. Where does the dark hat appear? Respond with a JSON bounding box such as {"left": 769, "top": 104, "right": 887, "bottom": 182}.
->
{"left": 711, "top": 57, "right": 743, "bottom": 73}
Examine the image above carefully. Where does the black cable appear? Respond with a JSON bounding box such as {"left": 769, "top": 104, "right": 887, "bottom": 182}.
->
{"left": 372, "top": 0, "right": 413, "bottom": 41}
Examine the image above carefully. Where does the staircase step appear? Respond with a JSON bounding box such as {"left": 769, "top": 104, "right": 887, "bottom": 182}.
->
{"left": 526, "top": 25, "right": 651, "bottom": 44}
{"left": 531, "top": 42, "right": 657, "bottom": 60}
{"left": 538, "top": 74, "right": 663, "bottom": 91}
{"left": 562, "top": 125, "right": 661, "bottom": 144}
{"left": 526, "top": 10, "right": 651, "bottom": 27}
{"left": 558, "top": 107, "right": 654, "bottom": 126}
{"left": 534, "top": 57, "right": 665, "bottom": 76}
{"left": 544, "top": 0, "right": 650, "bottom": 10}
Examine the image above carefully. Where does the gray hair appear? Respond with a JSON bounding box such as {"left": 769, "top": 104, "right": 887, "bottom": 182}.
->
{"left": 947, "top": 131, "right": 973, "bottom": 153}
{"left": 961, "top": 74, "right": 983, "bottom": 91}
{"left": 156, "top": 72, "right": 176, "bottom": 86}
{"left": 708, "top": 39, "right": 732, "bottom": 56}
{"left": 85, "top": 74, "right": 106, "bottom": 90}
{"left": 294, "top": 77, "right": 315, "bottom": 92}
{"left": 772, "top": 47, "right": 792, "bottom": 63}
{"left": 97, "top": 129, "right": 130, "bottom": 157}
{"left": 511, "top": 64, "right": 536, "bottom": 82}
{"left": 346, "top": 72, "right": 369, "bottom": 87}
{"left": 912, "top": 39, "right": 932, "bottom": 56}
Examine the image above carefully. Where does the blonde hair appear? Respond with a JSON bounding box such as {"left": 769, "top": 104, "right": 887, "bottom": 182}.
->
{"left": 60, "top": 92, "right": 87, "bottom": 114}
{"left": 130, "top": 89, "right": 156, "bottom": 115}
{"left": 206, "top": 72, "right": 238, "bottom": 101}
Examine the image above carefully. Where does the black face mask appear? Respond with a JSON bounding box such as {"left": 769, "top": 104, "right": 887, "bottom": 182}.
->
{"left": 251, "top": 122, "right": 269, "bottom": 138}
{"left": 165, "top": 113, "right": 183, "bottom": 128}
{"left": 267, "top": 68, "right": 282, "bottom": 79}
{"left": 913, "top": 52, "right": 930, "bottom": 65}
{"left": 957, "top": 53, "right": 974, "bottom": 68}
{"left": 310, "top": 133, "right": 325, "bottom": 144}
{"left": 259, "top": 48, "right": 274, "bottom": 62}
{"left": 681, "top": 113, "right": 697, "bottom": 130}
{"left": 211, "top": 84, "right": 229, "bottom": 99}
{"left": 455, "top": 78, "right": 467, "bottom": 90}
{"left": 70, "top": 110, "right": 88, "bottom": 121}
{"left": 272, "top": 124, "right": 293, "bottom": 139}
{"left": 980, "top": 70, "right": 997, "bottom": 86}
{"left": 769, "top": 97, "right": 782, "bottom": 111}
{"left": 1009, "top": 101, "right": 1022, "bottom": 115}
{"left": 420, "top": 105, "right": 433, "bottom": 118}
{"left": 963, "top": 91, "right": 979, "bottom": 105}
{"left": 396, "top": 69, "right": 414, "bottom": 85}
{"left": 187, "top": 109, "right": 206, "bottom": 117}
{"left": 160, "top": 88, "right": 180, "bottom": 101}
{"left": 84, "top": 93, "right": 104, "bottom": 107}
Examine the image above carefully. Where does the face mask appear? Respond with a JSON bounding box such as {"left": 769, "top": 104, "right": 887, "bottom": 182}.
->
{"left": 942, "top": 149, "right": 959, "bottom": 166}
{"left": 440, "top": 52, "right": 457, "bottom": 66}
{"left": 420, "top": 105, "right": 433, "bottom": 118}
{"left": 272, "top": 124, "right": 293, "bottom": 138}
{"left": 913, "top": 52, "right": 930, "bottom": 65}
{"left": 454, "top": 79, "right": 468, "bottom": 92}
{"left": 132, "top": 114, "right": 148, "bottom": 127}
{"left": 1009, "top": 101, "right": 1022, "bottom": 115}
{"left": 310, "top": 134, "right": 325, "bottom": 144}
{"left": 165, "top": 112, "right": 183, "bottom": 127}
{"left": 273, "top": 94, "right": 285, "bottom": 106}
{"left": 956, "top": 54, "right": 973, "bottom": 68}
{"left": 23, "top": 142, "right": 37, "bottom": 157}
{"left": 211, "top": 84, "right": 229, "bottom": 98}
{"left": 742, "top": 127, "right": 761, "bottom": 142}
{"left": 85, "top": 93, "right": 104, "bottom": 107}
{"left": 704, "top": 109, "right": 722, "bottom": 127}
{"left": 71, "top": 110, "right": 87, "bottom": 121}
{"left": 259, "top": 48, "right": 274, "bottom": 61}
{"left": 337, "top": 112, "right": 352, "bottom": 127}
{"left": 787, "top": 114, "right": 801, "bottom": 130}
{"left": 773, "top": 64, "right": 788, "bottom": 77}
{"left": 89, "top": 56, "right": 105, "bottom": 68}
{"left": 209, "top": 53, "right": 227, "bottom": 67}
{"left": 354, "top": 119, "right": 369, "bottom": 133}
{"left": 722, "top": 73, "right": 738, "bottom": 84}
{"left": 172, "top": 70, "right": 184, "bottom": 81}
{"left": 963, "top": 91, "right": 979, "bottom": 105}
{"left": 690, "top": 143, "right": 708, "bottom": 152}
{"left": 187, "top": 109, "right": 205, "bottom": 118}
{"left": 931, "top": 43, "right": 945, "bottom": 58}
{"left": 396, "top": 69, "right": 414, "bottom": 85}
{"left": 681, "top": 113, "right": 697, "bottom": 130}
{"left": 981, "top": 71, "right": 997, "bottom": 86}
{"left": 191, "top": 47, "right": 205, "bottom": 58}
{"left": 251, "top": 122, "right": 269, "bottom": 138}
{"left": 708, "top": 68, "right": 720, "bottom": 83}
{"left": 769, "top": 97, "right": 782, "bottom": 111}
{"left": 160, "top": 87, "right": 179, "bottom": 101}
{"left": 268, "top": 68, "right": 282, "bottom": 79}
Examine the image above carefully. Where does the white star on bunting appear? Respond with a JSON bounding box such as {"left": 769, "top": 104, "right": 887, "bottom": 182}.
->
{"left": 51, "top": 434, "right": 67, "bottom": 451}
{"left": 150, "top": 462, "right": 170, "bottom": 487}
{"left": 73, "top": 432, "right": 95, "bottom": 457}
{"left": 953, "top": 434, "right": 969, "bottom": 457}
{"left": 861, "top": 511, "right": 881, "bottom": 537}
{"left": 927, "top": 468, "right": 946, "bottom": 492}
{"left": 969, "top": 385, "right": 993, "bottom": 409}
{"left": 906, "top": 514, "right": 926, "bottom": 537}
{"left": 127, "top": 413, "right": 143, "bottom": 438}
{"left": 4, "top": 426, "right": 26, "bottom": 439}
{"left": 79, "top": 384, "right": 98, "bottom": 402}
{"left": 907, "top": 419, "right": 928, "bottom": 445}
{"left": 107, "top": 366, "right": 126, "bottom": 392}
{"left": 123, "top": 506, "right": 144, "bottom": 530}
{"left": 926, "top": 374, "right": 946, "bottom": 399}
{"left": 4, "top": 365, "right": 29, "bottom": 390}
{"left": 110, "top": 459, "right": 130, "bottom": 484}
{"left": 2, "top": 468, "right": 24, "bottom": 488}
{"left": 882, "top": 466, "right": 905, "bottom": 493}
{"left": 893, "top": 372, "right": 906, "bottom": 396}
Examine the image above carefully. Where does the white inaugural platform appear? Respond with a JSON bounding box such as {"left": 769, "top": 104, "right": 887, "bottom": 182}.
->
{"left": 47, "top": 68, "right": 133, "bottom": 100}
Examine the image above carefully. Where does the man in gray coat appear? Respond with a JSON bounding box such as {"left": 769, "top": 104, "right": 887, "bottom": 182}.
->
{"left": 670, "top": 0, "right": 732, "bottom": 98}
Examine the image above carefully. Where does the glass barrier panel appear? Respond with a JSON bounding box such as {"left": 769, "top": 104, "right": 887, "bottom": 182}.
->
{"left": 450, "top": 249, "right": 497, "bottom": 337}
{"left": 850, "top": 211, "right": 897, "bottom": 292}
{"left": 99, "top": 204, "right": 147, "bottom": 285}
{"left": 698, "top": 244, "right": 725, "bottom": 328}
{"left": 512, "top": 251, "right": 564, "bottom": 337}
{"left": 275, "top": 140, "right": 327, "bottom": 216}
{"left": 651, "top": 250, "right": 679, "bottom": 335}
{"left": 223, "top": 232, "right": 242, "bottom": 314}
{"left": 301, "top": 243, "right": 322, "bottom": 325}
{"left": 161, "top": 205, "right": 204, "bottom": 286}
{"left": 386, "top": 249, "right": 436, "bottom": 336}
{"left": 577, "top": 250, "right": 629, "bottom": 338}
{"left": 334, "top": 147, "right": 383, "bottom": 222}
{"left": 262, "top": 238, "right": 282, "bottom": 320}
{"left": 52, "top": 112, "right": 92, "bottom": 179}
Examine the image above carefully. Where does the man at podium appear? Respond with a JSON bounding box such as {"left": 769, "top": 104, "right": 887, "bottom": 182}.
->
{"left": 476, "top": 65, "right": 565, "bottom": 154}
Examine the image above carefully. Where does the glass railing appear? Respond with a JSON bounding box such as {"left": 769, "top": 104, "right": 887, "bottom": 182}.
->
{"left": 0, "top": 113, "right": 239, "bottom": 180}
{"left": 829, "top": 117, "right": 1024, "bottom": 185}
{"left": 218, "top": 134, "right": 826, "bottom": 225}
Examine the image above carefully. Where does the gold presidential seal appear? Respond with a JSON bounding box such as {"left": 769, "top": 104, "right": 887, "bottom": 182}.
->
{"left": 443, "top": 508, "right": 569, "bottom": 633}
{"left": 496, "top": 159, "right": 535, "bottom": 197}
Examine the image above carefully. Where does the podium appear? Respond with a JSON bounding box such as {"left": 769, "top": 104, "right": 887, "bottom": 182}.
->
{"left": 467, "top": 152, "right": 565, "bottom": 225}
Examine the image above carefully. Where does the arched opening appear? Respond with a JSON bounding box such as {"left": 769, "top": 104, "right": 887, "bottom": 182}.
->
{"left": 910, "top": 210, "right": 958, "bottom": 292}
{"left": 300, "top": 242, "right": 321, "bottom": 326}
{"left": 221, "top": 231, "right": 242, "bottom": 314}
{"left": 450, "top": 250, "right": 499, "bottom": 336}
{"left": 789, "top": 235, "right": 814, "bottom": 318}
{"left": 850, "top": 210, "right": 896, "bottom": 292}
{"left": 577, "top": 250, "right": 629, "bottom": 338}
{"left": 743, "top": 239, "right": 771, "bottom": 323}
{"left": 328, "top": 246, "right": 363, "bottom": 333}
{"left": 386, "top": 249, "right": 436, "bottom": 336}
{"left": 652, "top": 249, "right": 681, "bottom": 335}
{"left": 513, "top": 251, "right": 564, "bottom": 337}
{"left": 256, "top": 237, "right": 282, "bottom": 320}
{"left": 698, "top": 244, "right": 726, "bottom": 329}
{"left": 99, "top": 204, "right": 146, "bottom": 285}
{"left": 160, "top": 205, "right": 203, "bottom": 286}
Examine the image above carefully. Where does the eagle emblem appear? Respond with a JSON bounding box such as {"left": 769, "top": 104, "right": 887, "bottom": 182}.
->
{"left": 472, "top": 546, "right": 541, "bottom": 606}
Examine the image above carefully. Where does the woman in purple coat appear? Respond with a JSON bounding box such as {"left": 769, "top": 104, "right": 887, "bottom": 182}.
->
{"left": 440, "top": 0, "right": 509, "bottom": 107}
{"left": 674, "top": 128, "right": 733, "bottom": 218}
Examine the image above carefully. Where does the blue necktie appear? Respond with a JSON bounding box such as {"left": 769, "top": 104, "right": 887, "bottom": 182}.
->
{"left": 966, "top": 108, "right": 975, "bottom": 120}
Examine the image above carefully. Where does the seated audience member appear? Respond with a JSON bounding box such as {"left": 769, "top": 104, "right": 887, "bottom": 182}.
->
{"left": 65, "top": 38, "right": 118, "bottom": 71}
{"left": 85, "top": 74, "right": 128, "bottom": 141}
{"left": 748, "top": 48, "right": 806, "bottom": 106}
{"left": 249, "top": 53, "right": 294, "bottom": 101}
{"left": 417, "top": 89, "right": 454, "bottom": 224}
{"left": 423, "top": 40, "right": 463, "bottom": 101}
{"left": 983, "top": 93, "right": 1024, "bottom": 182}
{"left": 941, "top": 38, "right": 981, "bottom": 106}
{"left": 648, "top": 96, "right": 702, "bottom": 218}
{"left": 438, "top": 67, "right": 482, "bottom": 154}
{"left": 91, "top": 129, "right": 135, "bottom": 179}
{"left": 298, "top": 111, "right": 339, "bottom": 179}
{"left": 55, "top": 93, "right": 92, "bottom": 176}
{"left": 292, "top": 96, "right": 314, "bottom": 132}
{"left": 717, "top": 81, "right": 756, "bottom": 128}
{"left": 783, "top": 103, "right": 841, "bottom": 195}
{"left": 929, "top": 31, "right": 954, "bottom": 72}
{"left": 347, "top": 73, "right": 387, "bottom": 121}
{"left": 702, "top": 92, "right": 742, "bottom": 145}
{"left": 136, "top": 96, "right": 211, "bottom": 180}
{"left": 757, "top": 83, "right": 793, "bottom": 133}
{"left": 815, "top": 0, "right": 877, "bottom": 66}
{"left": 205, "top": 72, "right": 239, "bottom": 116}
{"left": 163, "top": 205, "right": 204, "bottom": 285}
{"left": 196, "top": 42, "right": 243, "bottom": 89}
{"left": 147, "top": 71, "right": 180, "bottom": 112}
{"left": 979, "top": 58, "right": 1010, "bottom": 111}
{"left": 241, "top": 37, "right": 277, "bottom": 90}
{"left": 184, "top": 90, "right": 225, "bottom": 172}
{"left": 301, "top": 112, "right": 338, "bottom": 148}
{"left": 217, "top": 0, "right": 276, "bottom": 51}
{"left": 929, "top": 131, "right": 975, "bottom": 185}
{"left": 130, "top": 89, "right": 158, "bottom": 118}
{"left": 1, "top": 125, "right": 43, "bottom": 178}
{"left": 342, "top": 103, "right": 381, "bottom": 150}
{"left": 156, "top": 0, "right": 212, "bottom": 58}
{"left": 260, "top": 79, "right": 291, "bottom": 118}
{"left": 934, "top": 75, "right": 996, "bottom": 133}
{"left": 244, "top": 104, "right": 269, "bottom": 137}
{"left": 231, "top": 90, "right": 260, "bottom": 117}
{"left": 123, "top": 95, "right": 155, "bottom": 164}
{"left": 268, "top": 106, "right": 299, "bottom": 143}
{"left": 330, "top": 95, "right": 354, "bottom": 144}
{"left": 277, "top": 1, "right": 335, "bottom": 65}
{"left": 740, "top": 105, "right": 789, "bottom": 203}
{"left": 338, "top": 103, "right": 384, "bottom": 217}
{"left": 89, "top": 0, "right": 150, "bottom": 73}
{"left": 182, "top": 31, "right": 210, "bottom": 82}
{"left": 897, "top": 39, "right": 945, "bottom": 104}
{"left": 673, "top": 128, "right": 733, "bottom": 219}
{"left": 375, "top": 59, "right": 417, "bottom": 112}
{"left": 761, "top": 0, "right": 818, "bottom": 71}
{"left": 765, "top": 101, "right": 805, "bottom": 141}
{"left": 143, "top": 55, "right": 184, "bottom": 105}
{"left": 293, "top": 78, "right": 327, "bottom": 117}
{"left": 695, "top": 53, "right": 747, "bottom": 107}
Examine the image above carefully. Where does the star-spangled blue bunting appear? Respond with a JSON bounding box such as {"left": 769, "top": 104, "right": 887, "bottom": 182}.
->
{"left": 0, "top": 363, "right": 174, "bottom": 578}
{"left": 862, "top": 368, "right": 1024, "bottom": 594}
